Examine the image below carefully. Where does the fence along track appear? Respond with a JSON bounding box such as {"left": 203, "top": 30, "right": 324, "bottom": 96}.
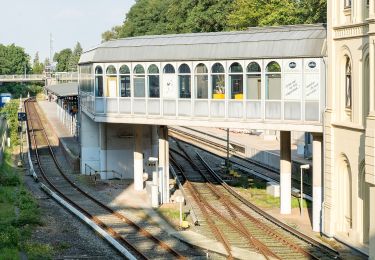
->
{"left": 170, "top": 139, "right": 341, "bottom": 259}
{"left": 25, "top": 99, "right": 186, "bottom": 260}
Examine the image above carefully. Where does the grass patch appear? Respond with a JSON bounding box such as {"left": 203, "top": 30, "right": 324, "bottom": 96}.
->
{"left": 236, "top": 177, "right": 311, "bottom": 209}
{"left": 22, "top": 242, "right": 53, "bottom": 260}
{"left": 0, "top": 147, "right": 50, "bottom": 259}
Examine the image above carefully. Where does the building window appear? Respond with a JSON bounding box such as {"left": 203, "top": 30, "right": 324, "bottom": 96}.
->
{"left": 133, "top": 64, "right": 145, "bottom": 97}
{"left": 105, "top": 65, "right": 117, "bottom": 97}
{"left": 95, "top": 66, "right": 103, "bottom": 97}
{"left": 229, "top": 62, "right": 243, "bottom": 99}
{"left": 265, "top": 61, "right": 281, "bottom": 100}
{"left": 246, "top": 62, "right": 261, "bottom": 100}
{"left": 163, "top": 64, "right": 175, "bottom": 74}
{"left": 195, "top": 63, "right": 208, "bottom": 99}
{"left": 178, "top": 64, "right": 191, "bottom": 98}
{"left": 345, "top": 57, "right": 352, "bottom": 109}
{"left": 119, "top": 65, "right": 130, "bottom": 97}
{"left": 148, "top": 64, "right": 160, "bottom": 98}
{"left": 211, "top": 63, "right": 225, "bottom": 99}
{"left": 344, "top": 0, "right": 351, "bottom": 8}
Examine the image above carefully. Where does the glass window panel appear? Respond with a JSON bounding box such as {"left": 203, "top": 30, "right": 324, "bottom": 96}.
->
{"left": 230, "top": 62, "right": 243, "bottom": 73}
{"left": 134, "top": 76, "right": 145, "bottom": 97}
{"left": 148, "top": 75, "right": 160, "bottom": 98}
{"left": 120, "top": 75, "right": 131, "bottom": 97}
{"left": 212, "top": 74, "right": 225, "bottom": 98}
{"left": 134, "top": 64, "right": 145, "bottom": 74}
{"left": 247, "top": 62, "right": 261, "bottom": 73}
{"left": 163, "top": 64, "right": 175, "bottom": 73}
{"left": 246, "top": 74, "right": 261, "bottom": 99}
{"left": 179, "top": 75, "right": 191, "bottom": 98}
{"left": 148, "top": 64, "right": 159, "bottom": 74}
{"left": 230, "top": 74, "right": 243, "bottom": 99}
{"left": 195, "top": 63, "right": 208, "bottom": 74}
{"left": 95, "top": 76, "right": 103, "bottom": 97}
{"left": 195, "top": 75, "right": 208, "bottom": 99}
{"left": 106, "top": 65, "right": 117, "bottom": 75}
{"left": 266, "top": 61, "right": 281, "bottom": 72}
{"left": 266, "top": 74, "right": 281, "bottom": 99}
{"left": 212, "top": 63, "right": 225, "bottom": 73}
{"left": 95, "top": 66, "right": 103, "bottom": 74}
{"left": 178, "top": 64, "right": 191, "bottom": 74}
{"left": 119, "top": 65, "right": 130, "bottom": 74}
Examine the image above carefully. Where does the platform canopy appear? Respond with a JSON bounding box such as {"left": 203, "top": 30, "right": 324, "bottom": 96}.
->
{"left": 79, "top": 24, "right": 326, "bottom": 64}
{"left": 45, "top": 83, "right": 78, "bottom": 97}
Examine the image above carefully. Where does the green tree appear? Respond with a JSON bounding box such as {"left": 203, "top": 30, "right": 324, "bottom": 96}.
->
{"left": 68, "top": 42, "right": 83, "bottom": 72}
{"left": 32, "top": 52, "right": 44, "bottom": 74}
{"left": 0, "top": 44, "right": 31, "bottom": 75}
{"left": 102, "top": 0, "right": 327, "bottom": 41}
{"left": 53, "top": 48, "right": 72, "bottom": 72}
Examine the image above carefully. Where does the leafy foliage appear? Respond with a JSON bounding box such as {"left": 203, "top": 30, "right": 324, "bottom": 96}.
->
{"left": 32, "top": 52, "right": 44, "bottom": 74}
{"left": 0, "top": 100, "right": 20, "bottom": 147}
{"left": 53, "top": 42, "right": 82, "bottom": 72}
{"left": 0, "top": 44, "right": 31, "bottom": 75}
{"left": 102, "top": 0, "right": 327, "bottom": 41}
{"left": 0, "top": 83, "right": 43, "bottom": 99}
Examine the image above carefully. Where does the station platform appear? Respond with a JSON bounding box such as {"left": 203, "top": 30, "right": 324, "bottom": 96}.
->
{"left": 37, "top": 99, "right": 80, "bottom": 171}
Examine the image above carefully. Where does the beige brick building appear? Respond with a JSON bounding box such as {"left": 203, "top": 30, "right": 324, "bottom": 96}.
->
{"left": 325, "top": 0, "right": 375, "bottom": 258}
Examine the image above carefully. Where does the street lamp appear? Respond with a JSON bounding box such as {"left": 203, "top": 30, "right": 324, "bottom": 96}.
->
{"left": 300, "top": 164, "right": 310, "bottom": 216}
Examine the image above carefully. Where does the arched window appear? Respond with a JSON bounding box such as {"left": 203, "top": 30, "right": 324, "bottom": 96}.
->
{"left": 106, "top": 65, "right": 117, "bottom": 97}
{"left": 133, "top": 64, "right": 145, "bottom": 97}
{"left": 229, "top": 62, "right": 243, "bottom": 99}
{"left": 119, "top": 65, "right": 130, "bottom": 97}
{"left": 148, "top": 64, "right": 159, "bottom": 98}
{"left": 246, "top": 62, "right": 261, "bottom": 100}
{"left": 106, "top": 65, "right": 117, "bottom": 75}
{"left": 211, "top": 63, "right": 225, "bottom": 99}
{"left": 95, "top": 65, "right": 103, "bottom": 97}
{"left": 265, "top": 61, "right": 281, "bottom": 100}
{"left": 178, "top": 64, "right": 191, "bottom": 98}
{"left": 195, "top": 63, "right": 208, "bottom": 99}
{"left": 163, "top": 64, "right": 175, "bottom": 73}
{"left": 345, "top": 57, "right": 352, "bottom": 109}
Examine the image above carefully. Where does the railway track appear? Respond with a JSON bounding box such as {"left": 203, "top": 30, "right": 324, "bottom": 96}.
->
{"left": 169, "top": 126, "right": 313, "bottom": 197}
{"left": 169, "top": 139, "right": 340, "bottom": 260}
{"left": 25, "top": 99, "right": 196, "bottom": 260}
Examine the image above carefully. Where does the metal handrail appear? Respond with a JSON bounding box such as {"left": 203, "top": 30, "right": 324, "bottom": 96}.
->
{"left": 84, "top": 163, "right": 123, "bottom": 184}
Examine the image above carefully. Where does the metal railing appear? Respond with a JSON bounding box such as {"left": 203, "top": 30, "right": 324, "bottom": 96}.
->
{"left": 0, "top": 72, "right": 79, "bottom": 82}
{"left": 84, "top": 163, "right": 123, "bottom": 184}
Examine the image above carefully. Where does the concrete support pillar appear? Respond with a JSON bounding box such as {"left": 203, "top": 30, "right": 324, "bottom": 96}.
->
{"left": 370, "top": 185, "right": 375, "bottom": 260}
{"left": 151, "top": 125, "right": 158, "bottom": 158}
{"left": 312, "top": 133, "right": 323, "bottom": 232}
{"left": 280, "top": 131, "right": 292, "bottom": 215}
{"left": 159, "top": 126, "right": 170, "bottom": 204}
{"left": 134, "top": 125, "right": 144, "bottom": 191}
{"left": 99, "top": 123, "right": 107, "bottom": 177}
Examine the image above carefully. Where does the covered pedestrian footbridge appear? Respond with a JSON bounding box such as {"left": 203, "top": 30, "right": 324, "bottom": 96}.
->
{"left": 79, "top": 24, "right": 326, "bottom": 132}
{"left": 78, "top": 24, "right": 327, "bottom": 232}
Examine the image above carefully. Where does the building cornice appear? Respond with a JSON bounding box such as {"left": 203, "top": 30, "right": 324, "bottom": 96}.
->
{"left": 333, "top": 23, "right": 369, "bottom": 40}
{"left": 331, "top": 122, "right": 365, "bottom": 132}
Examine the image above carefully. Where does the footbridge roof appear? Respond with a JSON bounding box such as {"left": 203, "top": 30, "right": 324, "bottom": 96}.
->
{"left": 80, "top": 24, "right": 326, "bottom": 64}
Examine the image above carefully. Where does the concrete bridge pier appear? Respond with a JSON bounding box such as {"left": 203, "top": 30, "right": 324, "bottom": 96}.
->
{"left": 280, "top": 131, "right": 292, "bottom": 215}
{"left": 312, "top": 133, "right": 323, "bottom": 232}
{"left": 134, "top": 125, "right": 144, "bottom": 191}
{"left": 158, "top": 126, "right": 169, "bottom": 204}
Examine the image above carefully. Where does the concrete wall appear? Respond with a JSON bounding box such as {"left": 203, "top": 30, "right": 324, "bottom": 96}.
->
{"left": 81, "top": 112, "right": 100, "bottom": 173}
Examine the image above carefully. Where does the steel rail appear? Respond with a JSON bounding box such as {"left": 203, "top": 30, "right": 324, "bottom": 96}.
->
{"left": 169, "top": 127, "right": 313, "bottom": 195}
{"left": 25, "top": 99, "right": 185, "bottom": 260}
{"left": 171, "top": 140, "right": 337, "bottom": 259}
{"left": 195, "top": 151, "right": 340, "bottom": 259}
{"left": 25, "top": 99, "right": 148, "bottom": 260}
{"left": 170, "top": 152, "right": 279, "bottom": 260}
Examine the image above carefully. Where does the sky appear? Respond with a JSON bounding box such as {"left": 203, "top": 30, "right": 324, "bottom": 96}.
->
{"left": 0, "top": 0, "right": 135, "bottom": 62}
